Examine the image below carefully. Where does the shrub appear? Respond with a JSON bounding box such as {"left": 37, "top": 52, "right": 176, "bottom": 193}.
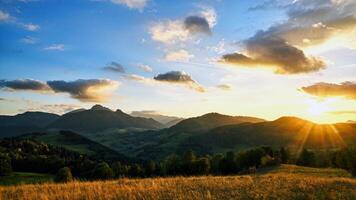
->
{"left": 91, "top": 162, "right": 114, "bottom": 180}
{"left": 54, "top": 167, "right": 73, "bottom": 183}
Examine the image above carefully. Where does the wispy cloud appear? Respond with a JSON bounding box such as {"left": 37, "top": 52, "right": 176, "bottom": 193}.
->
{"left": 110, "top": 0, "right": 148, "bottom": 11}
{"left": 138, "top": 64, "right": 153, "bottom": 72}
{"left": 0, "top": 10, "right": 10, "bottom": 22}
{"left": 0, "top": 10, "right": 40, "bottom": 31}
{"left": 43, "top": 44, "right": 65, "bottom": 51}
{"left": 20, "top": 36, "right": 38, "bottom": 44}
{"left": 164, "top": 49, "right": 194, "bottom": 62}
{"left": 102, "top": 62, "right": 125, "bottom": 73}
{"left": 328, "top": 110, "right": 356, "bottom": 115}
{"left": 23, "top": 23, "right": 40, "bottom": 31}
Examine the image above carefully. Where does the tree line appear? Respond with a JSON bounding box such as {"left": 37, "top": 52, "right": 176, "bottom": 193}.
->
{"left": 0, "top": 138, "right": 355, "bottom": 183}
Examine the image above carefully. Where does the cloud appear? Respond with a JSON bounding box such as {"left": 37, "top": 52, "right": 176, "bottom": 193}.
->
{"left": 184, "top": 16, "right": 211, "bottom": 35}
{"left": 124, "top": 74, "right": 156, "bottom": 85}
{"left": 23, "top": 23, "right": 40, "bottom": 31}
{"left": 110, "top": 0, "right": 148, "bottom": 10}
{"left": 102, "top": 62, "right": 125, "bottom": 73}
{"left": 138, "top": 64, "right": 152, "bottom": 72}
{"left": 43, "top": 44, "right": 65, "bottom": 51}
{"left": 200, "top": 6, "right": 217, "bottom": 28}
{"left": 154, "top": 71, "right": 205, "bottom": 92}
{"left": 149, "top": 7, "right": 216, "bottom": 45}
{"left": 221, "top": 0, "right": 356, "bottom": 74}
{"left": 301, "top": 81, "right": 356, "bottom": 100}
{"left": 328, "top": 110, "right": 356, "bottom": 115}
{"left": 0, "top": 10, "right": 40, "bottom": 31}
{"left": 149, "top": 20, "right": 189, "bottom": 44}
{"left": 164, "top": 49, "right": 194, "bottom": 62}
{"left": 47, "top": 79, "right": 119, "bottom": 102}
{"left": 0, "top": 78, "right": 119, "bottom": 102}
{"left": 0, "top": 10, "right": 10, "bottom": 22}
{"left": 0, "top": 79, "right": 50, "bottom": 91}
{"left": 220, "top": 36, "right": 326, "bottom": 74}
{"left": 216, "top": 84, "right": 232, "bottom": 91}
{"left": 20, "top": 36, "right": 38, "bottom": 44}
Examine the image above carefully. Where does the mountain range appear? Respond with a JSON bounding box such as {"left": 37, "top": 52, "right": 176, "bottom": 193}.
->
{"left": 0, "top": 105, "right": 355, "bottom": 161}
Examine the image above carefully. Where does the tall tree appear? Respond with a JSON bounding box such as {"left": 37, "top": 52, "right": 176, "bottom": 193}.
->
{"left": 297, "top": 149, "right": 315, "bottom": 167}
{"left": 0, "top": 153, "right": 12, "bottom": 176}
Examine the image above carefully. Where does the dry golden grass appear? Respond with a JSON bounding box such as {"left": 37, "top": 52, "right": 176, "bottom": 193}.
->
{"left": 0, "top": 173, "right": 355, "bottom": 200}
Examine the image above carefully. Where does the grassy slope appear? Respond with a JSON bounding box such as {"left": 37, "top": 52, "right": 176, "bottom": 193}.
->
{"left": 0, "top": 165, "right": 354, "bottom": 200}
{"left": 257, "top": 164, "right": 352, "bottom": 178}
{"left": 0, "top": 172, "right": 53, "bottom": 186}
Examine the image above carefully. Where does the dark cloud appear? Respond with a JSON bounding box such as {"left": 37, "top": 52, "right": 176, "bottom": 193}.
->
{"left": 154, "top": 71, "right": 194, "bottom": 82}
{"left": 154, "top": 71, "right": 205, "bottom": 92}
{"left": 47, "top": 79, "right": 118, "bottom": 102}
{"left": 0, "top": 79, "right": 50, "bottom": 91}
{"left": 301, "top": 82, "right": 356, "bottom": 100}
{"left": 102, "top": 62, "right": 125, "bottom": 73}
{"left": 221, "top": 35, "right": 325, "bottom": 74}
{"left": 184, "top": 16, "right": 211, "bottom": 35}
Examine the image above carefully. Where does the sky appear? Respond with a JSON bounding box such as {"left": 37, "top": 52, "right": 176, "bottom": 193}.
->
{"left": 0, "top": 0, "right": 355, "bottom": 123}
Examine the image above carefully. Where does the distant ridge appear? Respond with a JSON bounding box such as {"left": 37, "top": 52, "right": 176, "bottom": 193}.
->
{"left": 181, "top": 116, "right": 356, "bottom": 155}
{"left": 130, "top": 111, "right": 184, "bottom": 126}
{"left": 48, "top": 104, "right": 163, "bottom": 132}
{"left": 169, "top": 112, "right": 266, "bottom": 133}
{"left": 0, "top": 112, "right": 60, "bottom": 138}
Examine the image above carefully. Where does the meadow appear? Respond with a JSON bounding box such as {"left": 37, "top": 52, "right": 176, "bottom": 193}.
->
{"left": 0, "top": 165, "right": 355, "bottom": 200}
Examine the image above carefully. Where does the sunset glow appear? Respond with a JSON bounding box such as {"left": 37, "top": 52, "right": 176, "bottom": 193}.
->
{"left": 0, "top": 0, "right": 355, "bottom": 123}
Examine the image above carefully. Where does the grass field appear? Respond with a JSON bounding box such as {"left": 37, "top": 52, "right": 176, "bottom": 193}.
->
{"left": 0, "top": 165, "right": 355, "bottom": 200}
{"left": 0, "top": 172, "right": 53, "bottom": 186}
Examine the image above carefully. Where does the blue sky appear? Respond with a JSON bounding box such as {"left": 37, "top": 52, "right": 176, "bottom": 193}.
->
{"left": 0, "top": 0, "right": 355, "bottom": 123}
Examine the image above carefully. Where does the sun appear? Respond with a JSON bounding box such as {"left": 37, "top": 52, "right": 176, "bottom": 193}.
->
{"left": 307, "top": 99, "right": 331, "bottom": 116}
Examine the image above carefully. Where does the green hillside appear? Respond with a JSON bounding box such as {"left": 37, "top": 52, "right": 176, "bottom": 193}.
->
{"left": 0, "top": 112, "right": 60, "bottom": 138}
{"left": 19, "top": 130, "right": 135, "bottom": 163}
{"left": 182, "top": 117, "right": 356, "bottom": 154}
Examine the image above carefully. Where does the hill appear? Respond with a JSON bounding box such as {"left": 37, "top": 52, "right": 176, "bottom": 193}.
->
{"left": 48, "top": 105, "right": 163, "bottom": 132}
{"left": 84, "top": 113, "right": 266, "bottom": 161}
{"left": 19, "top": 130, "right": 134, "bottom": 163}
{"left": 169, "top": 113, "right": 265, "bottom": 133}
{"left": 182, "top": 116, "right": 356, "bottom": 154}
{"left": 0, "top": 112, "right": 60, "bottom": 138}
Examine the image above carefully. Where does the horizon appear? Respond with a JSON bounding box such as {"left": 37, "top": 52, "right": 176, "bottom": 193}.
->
{"left": 2, "top": 103, "right": 355, "bottom": 125}
{"left": 1, "top": 0, "right": 356, "bottom": 124}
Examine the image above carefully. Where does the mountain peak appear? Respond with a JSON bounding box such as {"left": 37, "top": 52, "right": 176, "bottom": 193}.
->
{"left": 90, "top": 104, "right": 112, "bottom": 111}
